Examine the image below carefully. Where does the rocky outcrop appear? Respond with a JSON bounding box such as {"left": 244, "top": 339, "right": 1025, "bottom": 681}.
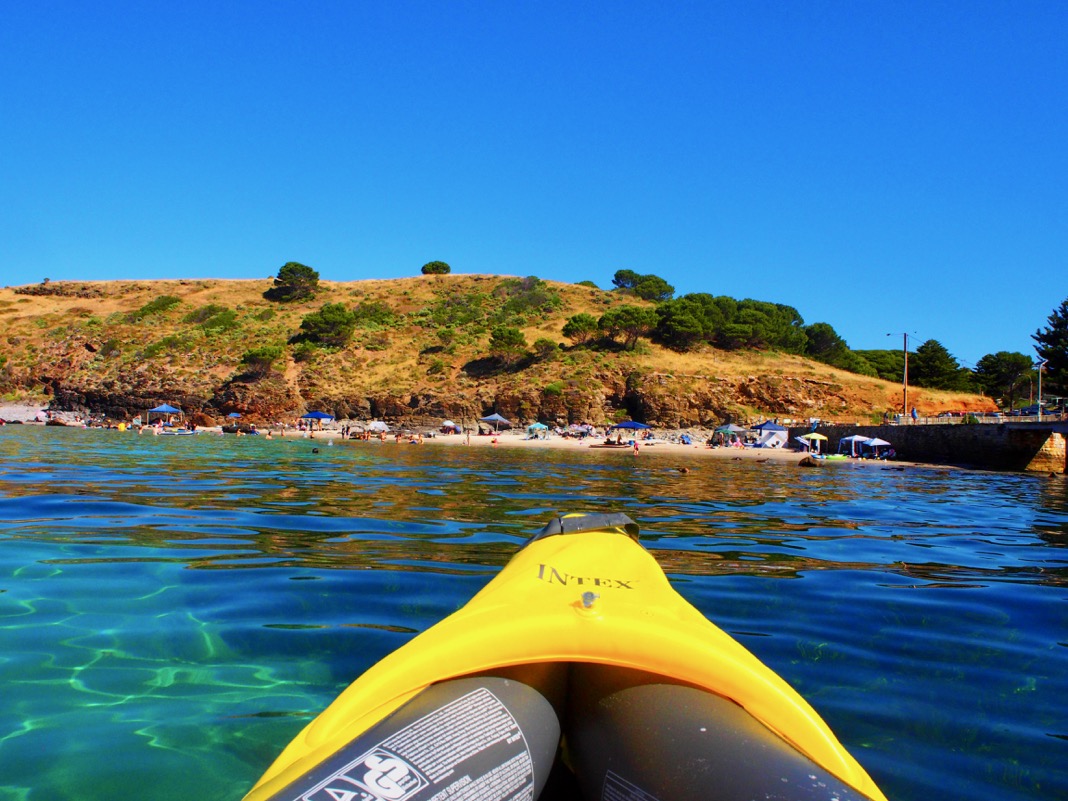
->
{"left": 211, "top": 375, "right": 304, "bottom": 419}
{"left": 619, "top": 373, "right": 854, "bottom": 427}
{"left": 34, "top": 367, "right": 868, "bottom": 428}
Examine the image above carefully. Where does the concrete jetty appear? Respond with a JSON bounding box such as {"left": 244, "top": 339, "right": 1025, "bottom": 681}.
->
{"left": 789, "top": 420, "right": 1066, "bottom": 473}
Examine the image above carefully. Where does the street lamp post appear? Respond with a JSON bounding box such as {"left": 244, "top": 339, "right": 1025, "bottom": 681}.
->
{"left": 888, "top": 333, "right": 911, "bottom": 418}
{"left": 1035, "top": 358, "right": 1048, "bottom": 421}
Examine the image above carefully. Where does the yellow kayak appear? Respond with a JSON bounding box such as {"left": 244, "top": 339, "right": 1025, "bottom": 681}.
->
{"left": 245, "top": 513, "right": 887, "bottom": 801}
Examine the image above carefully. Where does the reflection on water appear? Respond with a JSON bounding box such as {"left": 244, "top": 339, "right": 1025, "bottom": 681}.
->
{"left": 0, "top": 426, "right": 1066, "bottom": 801}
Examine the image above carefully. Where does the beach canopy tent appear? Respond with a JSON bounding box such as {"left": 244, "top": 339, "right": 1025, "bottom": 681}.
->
{"left": 526, "top": 422, "right": 549, "bottom": 439}
{"left": 712, "top": 423, "right": 747, "bottom": 446}
{"left": 147, "top": 404, "right": 183, "bottom": 425}
{"left": 863, "top": 437, "right": 893, "bottom": 458}
{"left": 751, "top": 420, "right": 787, "bottom": 448}
{"left": 611, "top": 421, "right": 651, "bottom": 430}
{"left": 752, "top": 420, "right": 787, "bottom": 432}
{"left": 479, "top": 413, "right": 512, "bottom": 431}
{"left": 838, "top": 434, "right": 870, "bottom": 456}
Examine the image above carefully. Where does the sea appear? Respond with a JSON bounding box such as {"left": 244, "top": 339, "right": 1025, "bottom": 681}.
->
{"left": 0, "top": 425, "right": 1065, "bottom": 801}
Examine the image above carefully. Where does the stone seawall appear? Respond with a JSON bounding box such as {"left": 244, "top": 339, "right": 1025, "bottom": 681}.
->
{"left": 788, "top": 423, "right": 1066, "bottom": 473}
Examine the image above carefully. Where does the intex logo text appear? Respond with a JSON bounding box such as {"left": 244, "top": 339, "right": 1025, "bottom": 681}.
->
{"left": 536, "top": 563, "right": 635, "bottom": 589}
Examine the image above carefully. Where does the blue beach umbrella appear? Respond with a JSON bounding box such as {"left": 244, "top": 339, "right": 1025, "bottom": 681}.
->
{"left": 301, "top": 411, "right": 334, "bottom": 420}
{"left": 147, "top": 403, "right": 183, "bottom": 425}
{"left": 479, "top": 413, "right": 511, "bottom": 431}
{"left": 227, "top": 412, "right": 242, "bottom": 419}
{"left": 611, "top": 421, "right": 651, "bottom": 430}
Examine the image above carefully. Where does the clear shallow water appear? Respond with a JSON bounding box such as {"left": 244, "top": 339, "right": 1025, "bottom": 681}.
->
{"left": 0, "top": 426, "right": 1065, "bottom": 801}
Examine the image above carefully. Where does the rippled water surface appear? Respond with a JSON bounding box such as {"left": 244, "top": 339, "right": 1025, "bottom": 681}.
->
{"left": 0, "top": 426, "right": 1065, "bottom": 801}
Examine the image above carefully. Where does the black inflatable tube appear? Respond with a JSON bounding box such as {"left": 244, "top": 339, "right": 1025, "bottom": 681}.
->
{"left": 261, "top": 662, "right": 872, "bottom": 801}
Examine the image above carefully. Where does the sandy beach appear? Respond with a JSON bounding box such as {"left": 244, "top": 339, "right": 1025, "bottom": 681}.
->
{"left": 0, "top": 402, "right": 47, "bottom": 423}
{"left": 283, "top": 427, "right": 817, "bottom": 465}
{"left": 0, "top": 401, "right": 863, "bottom": 466}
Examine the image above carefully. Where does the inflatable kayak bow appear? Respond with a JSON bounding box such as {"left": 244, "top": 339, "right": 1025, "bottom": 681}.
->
{"left": 244, "top": 513, "right": 887, "bottom": 801}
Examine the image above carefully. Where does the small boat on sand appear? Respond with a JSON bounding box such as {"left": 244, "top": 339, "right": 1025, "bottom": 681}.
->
{"left": 243, "top": 514, "right": 886, "bottom": 801}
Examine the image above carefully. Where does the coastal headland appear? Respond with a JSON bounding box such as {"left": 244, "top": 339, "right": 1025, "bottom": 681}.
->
{"left": 0, "top": 276, "right": 994, "bottom": 434}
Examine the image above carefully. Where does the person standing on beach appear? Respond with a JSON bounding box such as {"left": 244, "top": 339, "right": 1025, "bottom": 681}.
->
{"left": 911, "top": 406, "right": 918, "bottom": 423}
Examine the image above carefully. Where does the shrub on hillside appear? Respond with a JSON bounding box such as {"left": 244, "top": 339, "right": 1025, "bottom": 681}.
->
{"left": 291, "top": 342, "right": 318, "bottom": 363}
{"left": 139, "top": 334, "right": 189, "bottom": 359}
{"left": 488, "top": 325, "right": 527, "bottom": 365}
{"left": 127, "top": 295, "right": 181, "bottom": 323}
{"left": 491, "top": 277, "right": 562, "bottom": 325}
{"left": 240, "top": 345, "right": 284, "bottom": 376}
{"left": 421, "top": 261, "right": 451, "bottom": 275}
{"left": 352, "top": 301, "right": 399, "bottom": 328}
{"left": 611, "top": 270, "right": 675, "bottom": 302}
{"left": 298, "top": 303, "right": 357, "bottom": 347}
{"left": 532, "top": 338, "right": 560, "bottom": 361}
{"left": 598, "top": 305, "right": 658, "bottom": 350}
{"left": 201, "top": 308, "right": 240, "bottom": 333}
{"left": 265, "top": 262, "right": 319, "bottom": 302}
{"left": 183, "top": 304, "right": 228, "bottom": 324}
{"left": 562, "top": 313, "right": 599, "bottom": 345}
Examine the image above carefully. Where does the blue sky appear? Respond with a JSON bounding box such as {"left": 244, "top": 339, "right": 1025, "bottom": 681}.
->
{"left": 2, "top": 2, "right": 1065, "bottom": 367}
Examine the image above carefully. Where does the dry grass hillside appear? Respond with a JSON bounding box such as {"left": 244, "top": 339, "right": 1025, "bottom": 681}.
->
{"left": 0, "top": 275, "right": 994, "bottom": 426}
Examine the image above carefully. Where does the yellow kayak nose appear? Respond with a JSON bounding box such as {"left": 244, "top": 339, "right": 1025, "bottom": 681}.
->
{"left": 244, "top": 513, "right": 886, "bottom": 801}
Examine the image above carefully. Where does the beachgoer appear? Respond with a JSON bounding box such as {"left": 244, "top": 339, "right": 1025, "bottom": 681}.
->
{"left": 910, "top": 406, "right": 918, "bottom": 423}
{"left": 633, "top": 441, "right": 640, "bottom": 456}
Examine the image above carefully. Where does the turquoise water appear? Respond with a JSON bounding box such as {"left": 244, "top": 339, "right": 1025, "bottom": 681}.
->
{"left": 0, "top": 426, "right": 1065, "bottom": 801}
